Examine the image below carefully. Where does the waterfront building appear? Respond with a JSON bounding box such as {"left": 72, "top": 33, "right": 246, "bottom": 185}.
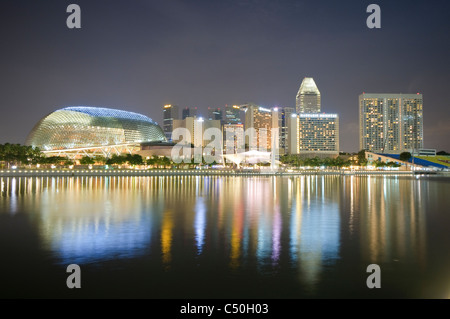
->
{"left": 359, "top": 93, "right": 423, "bottom": 153}
{"left": 26, "top": 106, "right": 166, "bottom": 157}
{"left": 289, "top": 113, "right": 339, "bottom": 157}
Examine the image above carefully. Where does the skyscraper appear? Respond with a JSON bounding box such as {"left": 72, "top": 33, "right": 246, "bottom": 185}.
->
{"left": 296, "top": 77, "right": 321, "bottom": 113}
{"left": 359, "top": 93, "right": 423, "bottom": 153}
{"left": 223, "top": 105, "right": 242, "bottom": 125}
{"left": 163, "top": 104, "right": 179, "bottom": 141}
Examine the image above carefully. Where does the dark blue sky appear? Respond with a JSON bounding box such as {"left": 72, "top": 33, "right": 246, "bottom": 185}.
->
{"left": 1, "top": 0, "right": 449, "bottom": 152}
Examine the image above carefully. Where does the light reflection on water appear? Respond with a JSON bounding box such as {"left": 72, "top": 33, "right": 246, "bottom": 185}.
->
{"left": 0, "top": 175, "right": 448, "bottom": 298}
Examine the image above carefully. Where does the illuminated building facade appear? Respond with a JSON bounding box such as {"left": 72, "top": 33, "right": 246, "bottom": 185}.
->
{"left": 289, "top": 113, "right": 339, "bottom": 156}
{"left": 26, "top": 106, "right": 166, "bottom": 154}
{"left": 359, "top": 93, "right": 423, "bottom": 153}
{"left": 223, "top": 105, "right": 242, "bottom": 125}
{"left": 244, "top": 104, "right": 278, "bottom": 151}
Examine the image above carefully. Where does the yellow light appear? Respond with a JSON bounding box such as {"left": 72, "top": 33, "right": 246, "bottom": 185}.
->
{"left": 164, "top": 105, "right": 172, "bottom": 108}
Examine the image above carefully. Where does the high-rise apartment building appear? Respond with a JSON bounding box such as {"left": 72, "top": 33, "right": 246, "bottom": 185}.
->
{"left": 359, "top": 93, "right": 423, "bottom": 153}
{"left": 163, "top": 104, "right": 179, "bottom": 140}
{"left": 296, "top": 77, "right": 321, "bottom": 113}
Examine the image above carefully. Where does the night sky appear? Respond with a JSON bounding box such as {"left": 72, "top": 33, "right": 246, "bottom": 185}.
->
{"left": 1, "top": 0, "right": 449, "bottom": 152}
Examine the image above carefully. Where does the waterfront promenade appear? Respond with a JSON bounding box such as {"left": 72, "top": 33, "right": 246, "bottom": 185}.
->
{"left": 0, "top": 168, "right": 440, "bottom": 177}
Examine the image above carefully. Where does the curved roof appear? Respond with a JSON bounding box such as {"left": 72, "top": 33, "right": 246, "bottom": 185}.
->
{"left": 26, "top": 106, "right": 166, "bottom": 151}
{"left": 63, "top": 106, "right": 156, "bottom": 123}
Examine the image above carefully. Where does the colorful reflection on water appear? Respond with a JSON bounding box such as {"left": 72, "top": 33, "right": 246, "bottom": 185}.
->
{"left": 0, "top": 175, "right": 448, "bottom": 298}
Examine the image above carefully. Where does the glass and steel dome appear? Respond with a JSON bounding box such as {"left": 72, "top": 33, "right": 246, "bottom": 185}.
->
{"left": 26, "top": 106, "right": 166, "bottom": 151}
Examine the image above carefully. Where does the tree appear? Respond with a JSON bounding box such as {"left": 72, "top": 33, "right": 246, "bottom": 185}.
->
{"left": 106, "top": 154, "right": 127, "bottom": 165}
{"left": 399, "top": 152, "right": 412, "bottom": 162}
{"left": 305, "top": 157, "right": 321, "bottom": 167}
{"left": 93, "top": 156, "right": 107, "bottom": 164}
{"left": 146, "top": 156, "right": 157, "bottom": 166}
{"left": 387, "top": 161, "right": 401, "bottom": 168}
{"left": 161, "top": 156, "right": 172, "bottom": 167}
{"left": 37, "top": 156, "right": 67, "bottom": 165}
{"left": 64, "top": 159, "right": 75, "bottom": 166}
{"left": 437, "top": 150, "right": 449, "bottom": 156}
{"left": 374, "top": 160, "right": 386, "bottom": 168}
{"left": 126, "top": 154, "right": 143, "bottom": 166}
{"left": 357, "top": 149, "right": 367, "bottom": 166}
{"left": 0, "top": 143, "right": 42, "bottom": 168}
{"left": 79, "top": 156, "right": 95, "bottom": 165}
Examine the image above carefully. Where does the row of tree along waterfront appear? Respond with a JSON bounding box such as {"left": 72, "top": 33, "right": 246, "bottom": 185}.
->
{"left": 1, "top": 143, "right": 408, "bottom": 170}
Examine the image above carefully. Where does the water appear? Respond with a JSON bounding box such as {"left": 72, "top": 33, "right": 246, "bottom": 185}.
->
{"left": 0, "top": 175, "right": 449, "bottom": 299}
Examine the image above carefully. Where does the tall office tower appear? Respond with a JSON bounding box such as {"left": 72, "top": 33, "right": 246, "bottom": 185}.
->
{"left": 163, "top": 104, "right": 179, "bottom": 140}
{"left": 207, "top": 107, "right": 223, "bottom": 121}
{"left": 182, "top": 107, "right": 198, "bottom": 120}
{"left": 359, "top": 93, "right": 423, "bottom": 153}
{"left": 244, "top": 104, "right": 278, "bottom": 151}
{"left": 173, "top": 117, "right": 221, "bottom": 148}
{"left": 289, "top": 113, "right": 339, "bottom": 157}
{"left": 273, "top": 106, "right": 295, "bottom": 155}
{"left": 296, "top": 77, "right": 321, "bottom": 113}
{"left": 223, "top": 105, "right": 241, "bottom": 125}
{"left": 223, "top": 123, "right": 244, "bottom": 154}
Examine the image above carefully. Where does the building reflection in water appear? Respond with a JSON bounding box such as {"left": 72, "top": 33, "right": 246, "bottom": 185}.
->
{"left": 161, "top": 209, "right": 173, "bottom": 268}
{"left": 353, "top": 176, "right": 427, "bottom": 267}
{"left": 194, "top": 198, "right": 206, "bottom": 256}
{"left": 0, "top": 174, "right": 427, "bottom": 286}
{"left": 288, "top": 176, "right": 341, "bottom": 288}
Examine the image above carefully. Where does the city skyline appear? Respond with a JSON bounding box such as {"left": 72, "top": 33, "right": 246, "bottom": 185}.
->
{"left": 0, "top": 0, "right": 449, "bottom": 153}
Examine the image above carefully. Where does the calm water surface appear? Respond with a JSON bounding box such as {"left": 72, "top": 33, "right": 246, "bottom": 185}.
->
{"left": 0, "top": 175, "right": 449, "bottom": 298}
